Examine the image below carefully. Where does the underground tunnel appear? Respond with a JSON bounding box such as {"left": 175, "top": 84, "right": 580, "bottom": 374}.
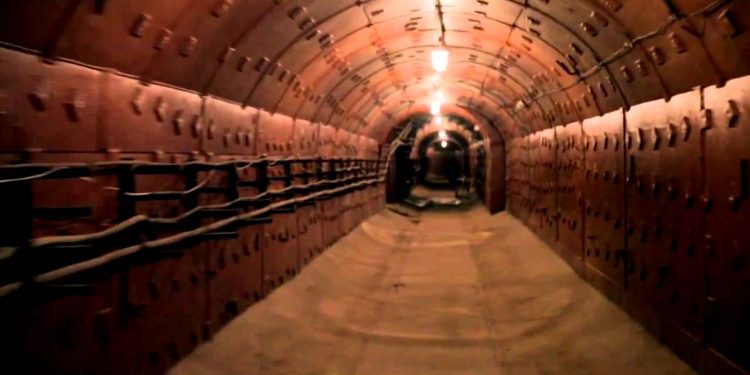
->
{"left": 0, "top": 0, "right": 748, "bottom": 374}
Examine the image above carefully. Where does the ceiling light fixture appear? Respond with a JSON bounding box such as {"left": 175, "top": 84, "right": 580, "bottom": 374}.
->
{"left": 438, "top": 130, "right": 447, "bottom": 139}
{"left": 430, "top": 101, "right": 441, "bottom": 115}
{"left": 431, "top": 49, "right": 449, "bottom": 73}
{"left": 440, "top": 140, "right": 448, "bottom": 148}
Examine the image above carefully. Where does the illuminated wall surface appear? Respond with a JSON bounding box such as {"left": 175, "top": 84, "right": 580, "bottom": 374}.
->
{"left": 0, "top": 1, "right": 748, "bottom": 374}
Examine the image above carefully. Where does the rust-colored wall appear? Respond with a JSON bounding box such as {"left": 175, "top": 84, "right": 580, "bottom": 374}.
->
{"left": 505, "top": 78, "right": 750, "bottom": 375}
{"left": 0, "top": 47, "right": 385, "bottom": 375}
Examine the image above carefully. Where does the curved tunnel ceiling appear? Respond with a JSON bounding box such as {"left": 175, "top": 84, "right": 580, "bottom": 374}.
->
{"left": 2, "top": 0, "right": 747, "bottom": 141}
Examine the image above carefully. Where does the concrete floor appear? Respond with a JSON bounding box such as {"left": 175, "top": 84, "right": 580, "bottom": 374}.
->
{"left": 169, "top": 206, "right": 694, "bottom": 375}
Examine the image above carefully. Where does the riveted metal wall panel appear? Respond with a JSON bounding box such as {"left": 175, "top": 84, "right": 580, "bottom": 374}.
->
{"left": 102, "top": 74, "right": 201, "bottom": 154}
{"left": 142, "top": 0, "right": 275, "bottom": 93}
{"left": 114, "top": 245, "right": 208, "bottom": 375}
{"left": 0, "top": 48, "right": 102, "bottom": 152}
{"left": 556, "top": 122, "right": 585, "bottom": 260}
{"left": 202, "top": 97, "right": 256, "bottom": 156}
{"left": 625, "top": 92, "right": 707, "bottom": 344}
{"left": 527, "top": 128, "right": 558, "bottom": 242}
{"left": 321, "top": 196, "right": 341, "bottom": 248}
{"left": 638, "top": 20, "right": 722, "bottom": 97}
{"left": 318, "top": 124, "right": 337, "bottom": 158}
{"left": 25, "top": 153, "right": 118, "bottom": 239}
{"left": 2, "top": 270, "right": 118, "bottom": 374}
{"left": 582, "top": 109, "right": 626, "bottom": 290}
{"left": 256, "top": 109, "right": 295, "bottom": 156}
{"left": 294, "top": 119, "right": 317, "bottom": 156}
{"left": 205, "top": 224, "right": 263, "bottom": 334}
{"left": 583, "top": 69, "right": 625, "bottom": 116}
{"left": 506, "top": 137, "right": 531, "bottom": 220}
{"left": 697, "top": 0, "right": 750, "bottom": 81}
{"left": 703, "top": 76, "right": 750, "bottom": 370}
{"left": 54, "top": 0, "right": 193, "bottom": 75}
{"left": 262, "top": 211, "right": 299, "bottom": 294}
{"left": 297, "top": 203, "right": 323, "bottom": 267}
{"left": 128, "top": 153, "right": 190, "bottom": 220}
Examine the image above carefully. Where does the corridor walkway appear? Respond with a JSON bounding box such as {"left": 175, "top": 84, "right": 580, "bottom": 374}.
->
{"left": 169, "top": 207, "right": 693, "bottom": 375}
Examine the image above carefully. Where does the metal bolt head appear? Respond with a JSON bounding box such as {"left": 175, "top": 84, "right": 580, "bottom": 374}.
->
{"left": 726, "top": 99, "right": 740, "bottom": 128}
{"left": 701, "top": 108, "right": 713, "bottom": 129}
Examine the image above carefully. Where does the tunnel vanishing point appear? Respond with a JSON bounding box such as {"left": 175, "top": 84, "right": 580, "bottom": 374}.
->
{"left": 0, "top": 0, "right": 748, "bottom": 374}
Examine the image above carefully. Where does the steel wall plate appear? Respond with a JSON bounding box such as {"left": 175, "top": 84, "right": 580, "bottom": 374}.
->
{"left": 703, "top": 75, "right": 750, "bottom": 369}
{"left": 2, "top": 270, "right": 118, "bottom": 374}
{"left": 115, "top": 244, "right": 208, "bottom": 375}
{"left": 202, "top": 97, "right": 256, "bottom": 156}
{"left": 142, "top": 0, "right": 273, "bottom": 95}
{"left": 205, "top": 225, "right": 263, "bottom": 332}
{"left": 582, "top": 109, "right": 626, "bottom": 288}
{"left": 555, "top": 122, "right": 585, "bottom": 260}
{"left": 55, "top": 0, "right": 189, "bottom": 75}
{"left": 639, "top": 20, "right": 722, "bottom": 97}
{"left": 102, "top": 74, "right": 201, "bottom": 154}
{"left": 527, "top": 128, "right": 558, "bottom": 242}
{"left": 262, "top": 211, "right": 299, "bottom": 294}
{"left": 625, "top": 92, "right": 706, "bottom": 341}
{"left": 318, "top": 124, "right": 337, "bottom": 158}
{"left": 0, "top": 49, "right": 101, "bottom": 152}
{"left": 25, "top": 153, "right": 118, "bottom": 238}
{"left": 297, "top": 203, "right": 323, "bottom": 267}
{"left": 129, "top": 153, "right": 190, "bottom": 219}
{"left": 697, "top": 1, "right": 750, "bottom": 82}
{"left": 257, "top": 109, "right": 295, "bottom": 157}
{"left": 294, "top": 119, "right": 317, "bottom": 156}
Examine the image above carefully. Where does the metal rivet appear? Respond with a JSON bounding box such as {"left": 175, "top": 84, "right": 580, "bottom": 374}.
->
{"left": 207, "top": 121, "right": 216, "bottom": 139}
{"left": 154, "top": 28, "right": 173, "bottom": 51}
{"left": 668, "top": 123, "right": 678, "bottom": 146}
{"left": 701, "top": 108, "right": 714, "bottom": 129}
{"left": 211, "top": 0, "right": 234, "bottom": 17}
{"left": 179, "top": 36, "right": 198, "bottom": 57}
{"left": 717, "top": 9, "right": 742, "bottom": 38}
{"left": 668, "top": 32, "right": 687, "bottom": 53}
{"left": 620, "top": 65, "right": 633, "bottom": 82}
{"left": 599, "top": 0, "right": 622, "bottom": 12}
{"left": 652, "top": 128, "right": 661, "bottom": 150}
{"left": 681, "top": 116, "right": 692, "bottom": 141}
{"left": 590, "top": 11, "right": 609, "bottom": 27}
{"left": 131, "top": 88, "right": 144, "bottom": 115}
{"left": 153, "top": 96, "right": 167, "bottom": 122}
{"left": 727, "top": 100, "right": 740, "bottom": 127}
{"left": 28, "top": 79, "right": 50, "bottom": 112}
{"left": 172, "top": 109, "right": 184, "bottom": 134}
{"left": 190, "top": 115, "right": 202, "bottom": 138}
{"left": 580, "top": 22, "right": 598, "bottom": 37}
{"left": 63, "top": 88, "right": 85, "bottom": 122}
{"left": 219, "top": 46, "right": 236, "bottom": 62}
{"left": 649, "top": 46, "right": 666, "bottom": 65}
{"left": 634, "top": 59, "right": 649, "bottom": 76}
{"left": 637, "top": 128, "right": 646, "bottom": 150}
{"left": 130, "top": 13, "right": 152, "bottom": 38}
{"left": 236, "top": 56, "right": 251, "bottom": 72}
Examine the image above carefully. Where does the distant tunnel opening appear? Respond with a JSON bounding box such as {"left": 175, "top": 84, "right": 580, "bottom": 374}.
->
{"left": 384, "top": 114, "right": 494, "bottom": 208}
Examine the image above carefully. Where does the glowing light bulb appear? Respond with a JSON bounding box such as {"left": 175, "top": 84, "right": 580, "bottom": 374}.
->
{"left": 430, "top": 101, "right": 441, "bottom": 115}
{"left": 435, "top": 90, "right": 444, "bottom": 101}
{"left": 434, "top": 116, "right": 443, "bottom": 125}
{"left": 438, "top": 130, "right": 447, "bottom": 139}
{"left": 431, "top": 50, "right": 449, "bottom": 72}
{"left": 440, "top": 140, "right": 448, "bottom": 148}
